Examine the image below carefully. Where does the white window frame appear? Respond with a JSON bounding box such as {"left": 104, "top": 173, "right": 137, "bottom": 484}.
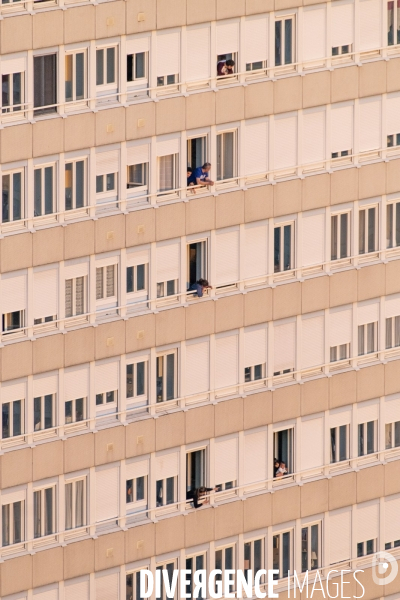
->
{"left": 272, "top": 529, "right": 293, "bottom": 579}
{"left": 274, "top": 15, "right": 296, "bottom": 68}
{"left": 65, "top": 476, "right": 87, "bottom": 531}
{"left": 155, "top": 560, "right": 178, "bottom": 600}
{"left": 274, "top": 221, "right": 295, "bottom": 274}
{"left": 186, "top": 447, "right": 207, "bottom": 498}
{"left": 34, "top": 162, "right": 56, "bottom": 218}
{"left": 215, "top": 544, "right": 236, "bottom": 594}
{"left": 358, "top": 420, "right": 377, "bottom": 457}
{"left": 155, "top": 475, "right": 178, "bottom": 508}
{"left": 385, "top": 420, "right": 400, "bottom": 449}
{"left": 1, "top": 168, "right": 24, "bottom": 225}
{"left": 157, "top": 73, "right": 179, "bottom": 88}
{"left": 386, "top": 200, "right": 400, "bottom": 249}
{"left": 65, "top": 276, "right": 87, "bottom": 320}
{"left": 1, "top": 71, "right": 24, "bottom": 116}
{"left": 64, "top": 158, "right": 86, "bottom": 212}
{"left": 127, "top": 50, "right": 149, "bottom": 84}
{"left": 96, "top": 172, "right": 117, "bottom": 197}
{"left": 187, "top": 135, "right": 208, "bottom": 171}
{"left": 358, "top": 322, "right": 378, "bottom": 356}
{"left": 33, "top": 484, "right": 56, "bottom": 539}
{"left": 157, "top": 153, "right": 179, "bottom": 196}
{"left": 332, "top": 43, "right": 352, "bottom": 57}
{"left": 127, "top": 162, "right": 149, "bottom": 195}
{"left": 96, "top": 264, "right": 117, "bottom": 301}
{"left": 1, "top": 398, "right": 24, "bottom": 440}
{"left": 127, "top": 263, "right": 148, "bottom": 296}
{"left": 385, "top": 315, "right": 400, "bottom": 349}
{"left": 1, "top": 496, "right": 25, "bottom": 548}
{"left": 387, "top": 132, "right": 400, "bottom": 148}
{"left": 33, "top": 393, "right": 56, "bottom": 433}
{"left": 2, "top": 309, "right": 25, "bottom": 335}
{"left": 358, "top": 205, "right": 378, "bottom": 255}
{"left": 64, "top": 397, "right": 86, "bottom": 426}
{"left": 185, "top": 552, "right": 207, "bottom": 598}
{"left": 96, "top": 45, "right": 118, "bottom": 89}
{"left": 301, "top": 522, "right": 321, "bottom": 572}
{"left": 331, "top": 211, "right": 350, "bottom": 261}
{"left": 126, "top": 474, "right": 148, "bottom": 511}
{"left": 216, "top": 129, "right": 238, "bottom": 184}
{"left": 243, "top": 537, "right": 265, "bottom": 585}
{"left": 357, "top": 538, "right": 376, "bottom": 558}
{"left": 126, "top": 359, "right": 148, "bottom": 405}
{"left": 187, "top": 239, "right": 208, "bottom": 290}
{"left": 387, "top": 0, "right": 400, "bottom": 46}
{"left": 65, "top": 49, "right": 87, "bottom": 105}
{"left": 156, "top": 349, "right": 178, "bottom": 403}
{"left": 95, "top": 389, "right": 117, "bottom": 408}
{"left": 273, "top": 427, "right": 294, "bottom": 476}
{"left": 157, "top": 278, "right": 178, "bottom": 300}
{"left": 330, "top": 343, "right": 350, "bottom": 363}
{"left": 126, "top": 566, "right": 151, "bottom": 600}
{"left": 330, "top": 424, "right": 350, "bottom": 463}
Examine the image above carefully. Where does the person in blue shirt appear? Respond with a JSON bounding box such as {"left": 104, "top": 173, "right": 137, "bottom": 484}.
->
{"left": 192, "top": 163, "right": 214, "bottom": 189}
{"left": 189, "top": 278, "right": 212, "bottom": 297}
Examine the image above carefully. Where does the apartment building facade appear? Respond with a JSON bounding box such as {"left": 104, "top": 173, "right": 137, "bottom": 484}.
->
{"left": 0, "top": 0, "right": 398, "bottom": 598}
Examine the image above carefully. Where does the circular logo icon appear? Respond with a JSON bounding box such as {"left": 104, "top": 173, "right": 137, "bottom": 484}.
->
{"left": 372, "top": 551, "right": 399, "bottom": 586}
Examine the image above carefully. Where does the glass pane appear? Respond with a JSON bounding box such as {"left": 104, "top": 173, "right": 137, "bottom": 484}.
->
{"left": 340, "top": 213, "right": 348, "bottom": 258}
{"left": 156, "top": 356, "right": 163, "bottom": 403}
{"left": 75, "top": 160, "right": 84, "bottom": 208}
{"left": 126, "top": 364, "right": 134, "bottom": 398}
{"left": 366, "top": 539, "right": 374, "bottom": 555}
{"left": 367, "top": 207, "right": 376, "bottom": 253}
{"left": 225, "top": 546, "right": 233, "bottom": 570}
{"left": 274, "top": 227, "right": 281, "bottom": 272}
{"left": 166, "top": 477, "right": 174, "bottom": 504}
{"left": 12, "top": 73, "right": 21, "bottom": 109}
{"left": 395, "top": 421, "right": 400, "bottom": 447}
{"left": 311, "top": 525, "right": 318, "bottom": 569}
{"left": 385, "top": 423, "right": 392, "bottom": 449}
{"left": 106, "top": 173, "right": 115, "bottom": 191}
{"left": 76, "top": 398, "right": 84, "bottom": 422}
{"left": 2, "top": 74, "right": 10, "bottom": 108}
{"left": 107, "top": 47, "right": 115, "bottom": 84}
{"left": 75, "top": 276, "right": 85, "bottom": 315}
{"left": 12, "top": 172, "right": 21, "bottom": 221}
{"left": 284, "top": 19, "right": 293, "bottom": 64}
{"left": 275, "top": 21, "right": 282, "bottom": 66}
{"left": 34, "top": 491, "right": 41, "bottom": 538}
{"left": 388, "top": 1, "right": 394, "bottom": 44}
{"left": 65, "top": 54, "right": 73, "bottom": 101}
{"left": 223, "top": 132, "right": 234, "bottom": 180}
{"left": 106, "top": 265, "right": 115, "bottom": 297}
{"left": 96, "top": 393, "right": 103, "bottom": 406}
{"left": 166, "top": 353, "right": 175, "bottom": 400}
{"left": 65, "top": 163, "right": 73, "bottom": 211}
{"left": 330, "top": 428, "right": 336, "bottom": 463}
{"left": 75, "top": 479, "right": 84, "bottom": 527}
{"left": 13, "top": 400, "right": 21, "bottom": 436}
{"left": 156, "top": 480, "right": 163, "bottom": 506}
{"left": 367, "top": 420, "right": 374, "bottom": 454}
{"left": 367, "top": 322, "right": 375, "bottom": 353}
{"left": 339, "top": 425, "right": 347, "bottom": 461}
{"left": 358, "top": 423, "right": 364, "bottom": 456}
{"left": 137, "top": 264, "right": 145, "bottom": 291}
{"left": 135, "top": 52, "right": 145, "bottom": 78}
{"left": 65, "top": 401, "right": 73, "bottom": 424}
{"left": 331, "top": 215, "right": 338, "bottom": 260}
{"left": 75, "top": 52, "right": 84, "bottom": 100}
{"left": 282, "top": 531, "right": 290, "bottom": 577}
{"left": 65, "top": 482, "right": 73, "bottom": 529}
{"left": 136, "top": 476, "right": 145, "bottom": 501}
{"left": 386, "top": 317, "right": 392, "bottom": 349}
{"left": 396, "top": 202, "right": 400, "bottom": 247}
{"left": 34, "top": 397, "right": 41, "bottom": 431}
{"left": 254, "top": 539, "right": 262, "bottom": 573}
{"left": 216, "top": 135, "right": 222, "bottom": 181}
{"left": 44, "top": 487, "right": 53, "bottom": 535}
{"left": 359, "top": 210, "right": 365, "bottom": 254}
{"left": 43, "top": 395, "right": 52, "bottom": 429}
{"left": 301, "top": 527, "right": 308, "bottom": 572}
{"left": 126, "top": 479, "right": 133, "bottom": 503}
{"left": 358, "top": 325, "right": 365, "bottom": 356}
{"left": 96, "top": 49, "right": 104, "bottom": 85}
{"left": 127, "top": 266, "right": 134, "bottom": 293}
{"left": 2, "top": 504, "right": 10, "bottom": 546}
{"left": 137, "top": 362, "right": 145, "bottom": 396}
{"left": 2, "top": 174, "right": 10, "bottom": 222}
{"left": 387, "top": 203, "right": 393, "bottom": 248}
{"left": 106, "top": 391, "right": 114, "bottom": 403}
{"left": 34, "top": 169, "right": 42, "bottom": 217}
{"left": 13, "top": 501, "right": 22, "bottom": 544}
{"left": 159, "top": 155, "right": 174, "bottom": 192}
{"left": 395, "top": 316, "right": 400, "bottom": 346}
{"left": 44, "top": 166, "right": 53, "bottom": 215}
{"left": 283, "top": 225, "right": 291, "bottom": 270}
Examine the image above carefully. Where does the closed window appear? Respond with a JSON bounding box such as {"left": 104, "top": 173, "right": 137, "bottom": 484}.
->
{"left": 127, "top": 264, "right": 147, "bottom": 294}
{"left": 359, "top": 206, "right": 378, "bottom": 254}
{"left": 330, "top": 343, "right": 350, "bottom": 362}
{"left": 34, "top": 165, "right": 55, "bottom": 217}
{"left": 158, "top": 154, "right": 178, "bottom": 194}
{"left": 330, "top": 424, "right": 349, "bottom": 463}
{"left": 96, "top": 173, "right": 116, "bottom": 194}
{"left": 386, "top": 539, "right": 400, "bottom": 550}
{"left": 65, "top": 397, "right": 85, "bottom": 425}
{"left": 331, "top": 212, "right": 350, "bottom": 260}
{"left": 2, "top": 170, "right": 23, "bottom": 223}
{"left": 301, "top": 524, "right": 320, "bottom": 572}
{"left": 65, "top": 51, "right": 86, "bottom": 103}
{"left": 274, "top": 428, "right": 294, "bottom": 476}
{"left": 274, "top": 223, "right": 294, "bottom": 272}
{"left": 273, "top": 531, "right": 292, "bottom": 579}
{"left": 387, "top": 0, "right": 400, "bottom": 45}
{"left": 2, "top": 399, "right": 23, "bottom": 439}
{"left": 2, "top": 310, "right": 24, "bottom": 334}
{"left": 157, "top": 279, "right": 177, "bottom": 299}
{"left": 358, "top": 421, "right": 377, "bottom": 456}
{"left": 332, "top": 44, "right": 352, "bottom": 56}
{"left": 386, "top": 201, "right": 400, "bottom": 248}
{"left": 126, "top": 361, "right": 147, "bottom": 401}
{"left": 126, "top": 475, "right": 147, "bottom": 505}
{"left": 386, "top": 315, "right": 400, "bottom": 348}
{"left": 216, "top": 131, "right": 237, "bottom": 182}
{"left": 215, "top": 546, "right": 235, "bottom": 594}
{"left": 127, "top": 52, "right": 148, "bottom": 82}
{"left": 186, "top": 449, "right": 206, "bottom": 498}
{"left": 2, "top": 499, "right": 24, "bottom": 547}
{"left": 358, "top": 322, "right": 378, "bottom": 355}
{"left": 96, "top": 47, "right": 117, "bottom": 86}
{"left": 2, "top": 72, "right": 23, "bottom": 114}
{"left": 185, "top": 554, "right": 206, "bottom": 600}
{"left": 156, "top": 350, "right": 177, "bottom": 402}
{"left": 65, "top": 477, "right": 86, "bottom": 530}
{"left": 156, "top": 562, "right": 177, "bottom": 600}
{"left": 244, "top": 539, "right": 263, "bottom": 585}
{"left": 156, "top": 476, "right": 177, "bottom": 507}
{"left": 127, "top": 569, "right": 149, "bottom": 600}
{"left": 96, "top": 265, "right": 116, "bottom": 300}
{"left": 332, "top": 149, "right": 350, "bottom": 160}
{"left": 357, "top": 539, "right": 376, "bottom": 557}
{"left": 387, "top": 133, "right": 400, "bottom": 147}
{"left": 385, "top": 421, "right": 400, "bottom": 449}
{"left": 244, "top": 363, "right": 264, "bottom": 383}
{"left": 275, "top": 16, "right": 295, "bottom": 66}
{"left": 33, "top": 486, "right": 55, "bottom": 538}
{"left": 34, "top": 54, "right": 57, "bottom": 115}
{"left": 65, "top": 277, "right": 86, "bottom": 318}
{"left": 65, "top": 159, "right": 85, "bottom": 210}
{"left": 96, "top": 390, "right": 117, "bottom": 406}
{"left": 127, "top": 163, "right": 148, "bottom": 190}
{"left": 34, "top": 394, "right": 55, "bottom": 432}
{"left": 157, "top": 73, "right": 178, "bottom": 87}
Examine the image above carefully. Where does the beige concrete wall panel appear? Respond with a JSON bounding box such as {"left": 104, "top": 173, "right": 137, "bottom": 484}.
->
{"left": 243, "top": 390, "right": 272, "bottom": 429}
{"left": 186, "top": 195, "right": 216, "bottom": 235}
{"left": 157, "top": 0, "right": 186, "bottom": 28}
{"left": 244, "top": 185, "right": 273, "bottom": 222}
{"left": 1, "top": 15, "right": 32, "bottom": 54}
{"left": 387, "top": 157, "right": 400, "bottom": 194}
{"left": 155, "top": 307, "right": 185, "bottom": 346}
{"left": 187, "top": 0, "right": 216, "bottom": 24}
{"left": 273, "top": 178, "right": 302, "bottom": 217}
{"left": 244, "top": 81, "right": 274, "bottom": 119}
{"left": 216, "top": 0, "right": 246, "bottom": 19}
{"left": 64, "top": 112, "right": 96, "bottom": 152}
{"left": 385, "top": 359, "right": 400, "bottom": 395}
{"left": 126, "top": 101, "right": 156, "bottom": 140}
{"left": 330, "top": 65, "right": 358, "bottom": 103}
{"left": 64, "top": 220, "right": 95, "bottom": 260}
{"left": 359, "top": 161, "right": 386, "bottom": 199}
{"left": 302, "top": 173, "right": 330, "bottom": 211}
{"left": 185, "top": 507, "right": 215, "bottom": 546}
{"left": 215, "top": 500, "right": 243, "bottom": 538}
{"left": 96, "top": 107, "right": 126, "bottom": 146}
{"left": 63, "top": 538, "right": 95, "bottom": 580}
{"left": 356, "top": 464, "right": 384, "bottom": 503}
{"left": 384, "top": 459, "right": 400, "bottom": 496}
{"left": 301, "top": 276, "right": 329, "bottom": 314}
{"left": 329, "top": 370, "right": 356, "bottom": 409}
{"left": 246, "top": 0, "right": 274, "bottom": 14}
{"left": 95, "top": 214, "right": 126, "bottom": 254}
{"left": 214, "top": 397, "right": 243, "bottom": 437}
{"left": 155, "top": 202, "right": 186, "bottom": 241}
{"left": 216, "top": 86, "right": 245, "bottom": 124}
{"left": 126, "top": 208, "right": 156, "bottom": 247}
{"left": 386, "top": 258, "right": 400, "bottom": 296}
{"left": 329, "top": 269, "right": 357, "bottom": 307}
{"left": 301, "top": 377, "right": 329, "bottom": 416}
{"left": 300, "top": 478, "right": 328, "bottom": 517}
{"left": 96, "top": 1, "right": 125, "bottom": 38}
{"left": 95, "top": 425, "right": 126, "bottom": 465}
{"left": 357, "top": 263, "right": 385, "bottom": 301}
{"left": 33, "top": 440, "right": 63, "bottom": 480}
{"left": 33, "top": 547, "right": 63, "bottom": 589}
{"left": 32, "top": 331, "right": 64, "bottom": 378}
{"left": 387, "top": 56, "right": 400, "bottom": 92}
{"left": 272, "top": 485, "right": 300, "bottom": 524}
{"left": 275, "top": 0, "right": 302, "bottom": 8}
{"left": 243, "top": 493, "right": 272, "bottom": 531}
{"left": 385, "top": 558, "right": 400, "bottom": 596}
{"left": 354, "top": 568, "right": 383, "bottom": 600}
{"left": 126, "top": 418, "right": 156, "bottom": 458}
{"left": 95, "top": 530, "right": 125, "bottom": 571}
{"left": 33, "top": 227, "right": 64, "bottom": 266}
{"left": 156, "top": 96, "right": 186, "bottom": 136}
{"left": 126, "top": 0, "right": 157, "bottom": 35}
{"left": 356, "top": 364, "right": 384, "bottom": 402}
{"left": 302, "top": 71, "right": 330, "bottom": 109}
{"left": 0, "top": 232, "right": 32, "bottom": 273}
{"left": 272, "top": 384, "right": 301, "bottom": 422}
{"left": 244, "top": 288, "right": 272, "bottom": 326}
{"left": 330, "top": 167, "right": 358, "bottom": 205}
{"left": 64, "top": 432, "right": 95, "bottom": 473}
{"left": 185, "top": 300, "right": 215, "bottom": 339}
{"left": 155, "top": 515, "right": 185, "bottom": 554}
{"left": 64, "top": 327, "right": 95, "bottom": 368}
{"left": 186, "top": 92, "right": 216, "bottom": 129}
{"left": 155, "top": 411, "right": 185, "bottom": 450}
{"left": 1, "top": 123, "right": 32, "bottom": 163}
{"left": 359, "top": 61, "right": 386, "bottom": 97}
{"left": 215, "top": 294, "right": 244, "bottom": 333}
{"left": 328, "top": 471, "right": 356, "bottom": 510}
{"left": 273, "top": 76, "right": 302, "bottom": 114}
{"left": 125, "top": 522, "right": 155, "bottom": 562}
{"left": 1, "top": 340, "right": 32, "bottom": 381}
{"left": 272, "top": 281, "right": 301, "bottom": 320}
{"left": 0, "top": 554, "right": 32, "bottom": 596}
{"left": 215, "top": 190, "right": 245, "bottom": 228}
{"left": 126, "top": 312, "right": 156, "bottom": 353}
{"left": 185, "top": 404, "right": 215, "bottom": 444}
{"left": 64, "top": 5, "right": 96, "bottom": 44}
{"left": 95, "top": 320, "right": 126, "bottom": 360}
{"left": 1, "top": 447, "right": 32, "bottom": 489}
{"left": 33, "top": 10, "right": 63, "bottom": 49}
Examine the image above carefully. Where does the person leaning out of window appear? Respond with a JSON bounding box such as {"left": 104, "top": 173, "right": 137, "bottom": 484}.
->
{"left": 217, "top": 58, "right": 235, "bottom": 76}
{"left": 189, "top": 279, "right": 212, "bottom": 298}
{"left": 187, "top": 163, "right": 215, "bottom": 192}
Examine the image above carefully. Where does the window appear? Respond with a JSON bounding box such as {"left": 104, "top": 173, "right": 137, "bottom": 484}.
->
{"left": 187, "top": 136, "right": 207, "bottom": 170}
{"left": 157, "top": 279, "right": 178, "bottom": 299}
{"left": 96, "top": 47, "right": 117, "bottom": 86}
{"left": 186, "top": 449, "right": 205, "bottom": 498}
{"left": 274, "top": 223, "right": 294, "bottom": 273}
{"left": 65, "top": 397, "right": 85, "bottom": 425}
{"left": 275, "top": 16, "right": 295, "bottom": 66}
{"left": 127, "top": 569, "right": 149, "bottom": 600}
{"left": 215, "top": 546, "right": 235, "bottom": 594}
{"left": 387, "top": 133, "right": 400, "bottom": 148}
{"left": 358, "top": 322, "right": 378, "bottom": 355}
{"left": 158, "top": 154, "right": 178, "bottom": 194}
{"left": 385, "top": 421, "right": 400, "bottom": 449}
{"left": 96, "top": 390, "right": 117, "bottom": 406}
{"left": 34, "top": 54, "right": 57, "bottom": 115}
{"left": 331, "top": 212, "right": 350, "bottom": 260}
{"left": 156, "top": 351, "right": 177, "bottom": 402}
{"left": 33, "top": 486, "right": 55, "bottom": 538}
{"left": 330, "top": 425, "right": 349, "bottom": 463}
{"left": 34, "top": 395, "right": 55, "bottom": 432}
{"left": 216, "top": 131, "right": 236, "bottom": 182}
{"left": 127, "top": 52, "right": 148, "bottom": 82}
{"left": 330, "top": 344, "right": 350, "bottom": 362}
{"left": 244, "top": 364, "right": 264, "bottom": 383}
{"left": 332, "top": 44, "right": 352, "bottom": 56}
{"left": 96, "top": 173, "right": 117, "bottom": 194}
{"left": 187, "top": 241, "right": 207, "bottom": 288}
{"left": 244, "top": 539, "right": 263, "bottom": 585}
{"left": 359, "top": 207, "right": 377, "bottom": 254}
{"left": 274, "top": 429, "right": 294, "bottom": 476}
{"left": 386, "top": 316, "right": 400, "bottom": 349}
{"left": 2, "top": 399, "right": 23, "bottom": 439}
{"left": 217, "top": 53, "right": 237, "bottom": 78}
{"left": 273, "top": 531, "right": 292, "bottom": 579}
{"left": 387, "top": 0, "right": 400, "bottom": 45}
{"left": 246, "top": 59, "right": 267, "bottom": 73}
{"left": 157, "top": 74, "right": 178, "bottom": 87}
{"left": 2, "top": 72, "right": 23, "bottom": 114}
{"left": 126, "top": 475, "right": 147, "bottom": 505}
{"left": 2, "top": 170, "right": 23, "bottom": 223}
{"left": 127, "top": 264, "right": 147, "bottom": 294}
{"left": 65, "top": 478, "right": 86, "bottom": 530}
{"left": 34, "top": 165, "right": 55, "bottom": 217}
{"left": 127, "top": 163, "right": 148, "bottom": 190}
{"left": 2, "top": 310, "right": 24, "bottom": 334}
{"left": 386, "top": 201, "right": 400, "bottom": 248}
{"left": 156, "top": 476, "right": 177, "bottom": 507}
{"left": 186, "top": 554, "right": 206, "bottom": 600}
{"left": 2, "top": 499, "right": 24, "bottom": 547}
{"left": 65, "top": 51, "right": 85, "bottom": 103}
{"left": 358, "top": 421, "right": 377, "bottom": 456}
{"left": 126, "top": 362, "right": 147, "bottom": 401}
{"left": 65, "top": 277, "right": 86, "bottom": 318}
{"left": 385, "top": 539, "right": 400, "bottom": 550}
{"left": 65, "top": 160, "right": 85, "bottom": 211}
{"left": 301, "top": 524, "right": 320, "bottom": 572}
{"left": 156, "top": 562, "right": 176, "bottom": 600}
{"left": 96, "top": 265, "right": 116, "bottom": 300}
{"left": 357, "top": 539, "right": 376, "bottom": 557}
{"left": 331, "top": 150, "right": 350, "bottom": 160}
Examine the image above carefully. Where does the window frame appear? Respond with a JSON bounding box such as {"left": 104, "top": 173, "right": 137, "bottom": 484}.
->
{"left": 95, "top": 389, "right": 118, "bottom": 408}
{"left": 95, "top": 172, "right": 117, "bottom": 196}
{"left": 301, "top": 522, "right": 321, "bottom": 572}
{"left": 358, "top": 205, "right": 378, "bottom": 255}
{"left": 243, "top": 537, "right": 264, "bottom": 585}
{"left": 33, "top": 394, "right": 56, "bottom": 433}
{"left": 126, "top": 566, "right": 151, "bottom": 600}
{"left": 358, "top": 420, "right": 377, "bottom": 457}
{"left": 274, "top": 221, "right": 295, "bottom": 274}
{"left": 155, "top": 560, "right": 178, "bottom": 600}
{"left": 127, "top": 263, "right": 148, "bottom": 296}
{"left": 96, "top": 45, "right": 118, "bottom": 89}
{"left": 358, "top": 322, "right": 378, "bottom": 356}
{"left": 126, "top": 474, "right": 148, "bottom": 511}
{"left": 34, "top": 163, "right": 56, "bottom": 218}
{"left": 64, "top": 397, "right": 86, "bottom": 426}
{"left": 215, "top": 544, "right": 236, "bottom": 594}
{"left": 385, "top": 315, "right": 400, "bottom": 349}
{"left": 126, "top": 359, "right": 148, "bottom": 405}
{"left": 33, "top": 484, "right": 56, "bottom": 539}
{"left": 187, "top": 135, "right": 208, "bottom": 171}
{"left": 186, "top": 447, "right": 206, "bottom": 498}
{"left": 1, "top": 497, "right": 25, "bottom": 548}
{"left": 2, "top": 310, "right": 25, "bottom": 335}
{"left": 330, "top": 343, "right": 350, "bottom": 363}
{"left": 272, "top": 530, "right": 293, "bottom": 579}
{"left": 1, "top": 71, "right": 24, "bottom": 116}
{"left": 185, "top": 553, "right": 207, "bottom": 600}
{"left": 127, "top": 51, "right": 149, "bottom": 84}
{"left": 387, "top": 0, "right": 400, "bottom": 46}
{"left": 95, "top": 264, "right": 117, "bottom": 302}
{"left": 156, "top": 349, "right": 178, "bottom": 403}
{"left": 127, "top": 161, "right": 149, "bottom": 195}
{"left": 357, "top": 538, "right": 376, "bottom": 558}
{"left": 273, "top": 427, "right": 294, "bottom": 477}
{"left": 216, "top": 129, "right": 238, "bottom": 184}
{"left": 155, "top": 475, "right": 178, "bottom": 508}
{"left": 274, "top": 15, "right": 296, "bottom": 68}
{"left": 65, "top": 475, "right": 87, "bottom": 531}
{"left": 187, "top": 240, "right": 208, "bottom": 289}
{"left": 386, "top": 200, "right": 400, "bottom": 249}
{"left": 385, "top": 420, "right": 400, "bottom": 449}
{"left": 157, "top": 153, "right": 179, "bottom": 196}
{"left": 2, "top": 398, "right": 24, "bottom": 440}
{"left": 331, "top": 211, "right": 350, "bottom": 261}
{"left": 1, "top": 169, "right": 24, "bottom": 225}
{"left": 330, "top": 424, "right": 350, "bottom": 464}
{"left": 65, "top": 49, "right": 87, "bottom": 105}
{"left": 64, "top": 158, "right": 86, "bottom": 212}
{"left": 65, "top": 276, "right": 87, "bottom": 320}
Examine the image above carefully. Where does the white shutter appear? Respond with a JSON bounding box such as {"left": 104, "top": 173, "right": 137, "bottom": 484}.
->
{"left": 356, "top": 501, "right": 379, "bottom": 542}
{"left": 1, "top": 380, "right": 26, "bottom": 403}
{"left": 126, "top": 144, "right": 149, "bottom": 166}
{"left": 302, "top": 108, "right": 325, "bottom": 166}
{"left": 157, "top": 137, "right": 180, "bottom": 157}
{"left": 331, "top": 103, "right": 353, "bottom": 153}
{"left": 185, "top": 340, "right": 209, "bottom": 396}
{"left": 243, "top": 430, "right": 267, "bottom": 485}
{"left": 215, "top": 437, "right": 238, "bottom": 484}
{"left": 33, "top": 373, "right": 58, "bottom": 398}
{"left": 156, "top": 240, "right": 180, "bottom": 282}
{"left": 331, "top": 0, "right": 354, "bottom": 47}
{"left": 64, "top": 365, "right": 89, "bottom": 401}
{"left": 329, "top": 407, "right": 352, "bottom": 428}
{"left": 33, "top": 589, "right": 58, "bottom": 600}
{"left": 359, "top": 0, "right": 381, "bottom": 51}
{"left": 96, "top": 150, "right": 119, "bottom": 176}
{"left": 359, "top": 97, "right": 381, "bottom": 152}
{"left": 274, "top": 322, "right": 296, "bottom": 373}
{"left": 64, "top": 261, "right": 89, "bottom": 280}
{"left": 33, "top": 269, "right": 58, "bottom": 320}
{"left": 303, "top": 6, "right": 326, "bottom": 61}
{"left": 95, "top": 361, "right": 119, "bottom": 394}
{"left": 215, "top": 229, "right": 240, "bottom": 286}
{"left": 126, "top": 459, "right": 149, "bottom": 481}
{"left": 357, "top": 400, "right": 379, "bottom": 423}
{"left": 216, "top": 21, "right": 239, "bottom": 55}
{"left": 64, "top": 578, "right": 90, "bottom": 600}
{"left": 357, "top": 301, "right": 379, "bottom": 325}
{"left": 329, "top": 306, "right": 352, "bottom": 347}
{"left": 157, "top": 31, "right": 180, "bottom": 77}
{"left": 301, "top": 417, "right": 324, "bottom": 470}
{"left": 385, "top": 496, "right": 400, "bottom": 542}
{"left": 126, "top": 35, "right": 150, "bottom": 55}
{"left": 0, "top": 56, "right": 26, "bottom": 74}
{"left": 155, "top": 452, "right": 179, "bottom": 480}
{"left": 244, "top": 221, "right": 268, "bottom": 279}
{"left": 186, "top": 25, "right": 210, "bottom": 81}
{"left": 274, "top": 114, "right": 297, "bottom": 169}
{"left": 126, "top": 248, "right": 150, "bottom": 267}
{"left": 215, "top": 334, "right": 238, "bottom": 389}
{"left": 95, "top": 466, "right": 119, "bottom": 522}
{"left": 1, "top": 273, "right": 26, "bottom": 313}
{"left": 386, "top": 294, "right": 400, "bottom": 318}
{"left": 95, "top": 572, "right": 119, "bottom": 600}
{"left": 329, "top": 509, "right": 351, "bottom": 563}
{"left": 244, "top": 327, "right": 267, "bottom": 367}
{"left": 245, "top": 119, "right": 268, "bottom": 177}
{"left": 302, "top": 212, "right": 325, "bottom": 266}
{"left": 385, "top": 397, "right": 400, "bottom": 424}
{"left": 301, "top": 315, "right": 324, "bottom": 369}
{"left": 245, "top": 15, "right": 268, "bottom": 63}
{"left": 387, "top": 93, "right": 400, "bottom": 135}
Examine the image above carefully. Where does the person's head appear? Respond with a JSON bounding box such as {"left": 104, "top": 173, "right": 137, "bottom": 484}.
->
{"left": 280, "top": 461, "right": 286, "bottom": 468}
{"left": 202, "top": 162, "right": 211, "bottom": 173}
{"left": 274, "top": 459, "right": 279, "bottom": 467}
{"left": 197, "top": 278, "right": 209, "bottom": 288}
{"left": 226, "top": 59, "right": 235, "bottom": 69}
{"left": 187, "top": 166, "right": 193, "bottom": 177}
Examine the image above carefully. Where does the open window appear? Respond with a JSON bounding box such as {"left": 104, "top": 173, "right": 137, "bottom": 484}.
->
{"left": 187, "top": 241, "right": 207, "bottom": 290}
{"left": 186, "top": 449, "right": 206, "bottom": 498}
{"left": 301, "top": 523, "right": 320, "bottom": 572}
{"left": 273, "top": 531, "right": 292, "bottom": 579}
{"left": 187, "top": 135, "right": 207, "bottom": 170}
{"left": 34, "top": 54, "right": 57, "bottom": 115}
{"left": 274, "top": 428, "right": 294, "bottom": 477}
{"left": 156, "top": 350, "right": 177, "bottom": 403}
{"left": 275, "top": 16, "right": 295, "bottom": 67}
{"left": 216, "top": 130, "right": 237, "bottom": 184}
{"left": 65, "top": 51, "right": 86, "bottom": 106}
